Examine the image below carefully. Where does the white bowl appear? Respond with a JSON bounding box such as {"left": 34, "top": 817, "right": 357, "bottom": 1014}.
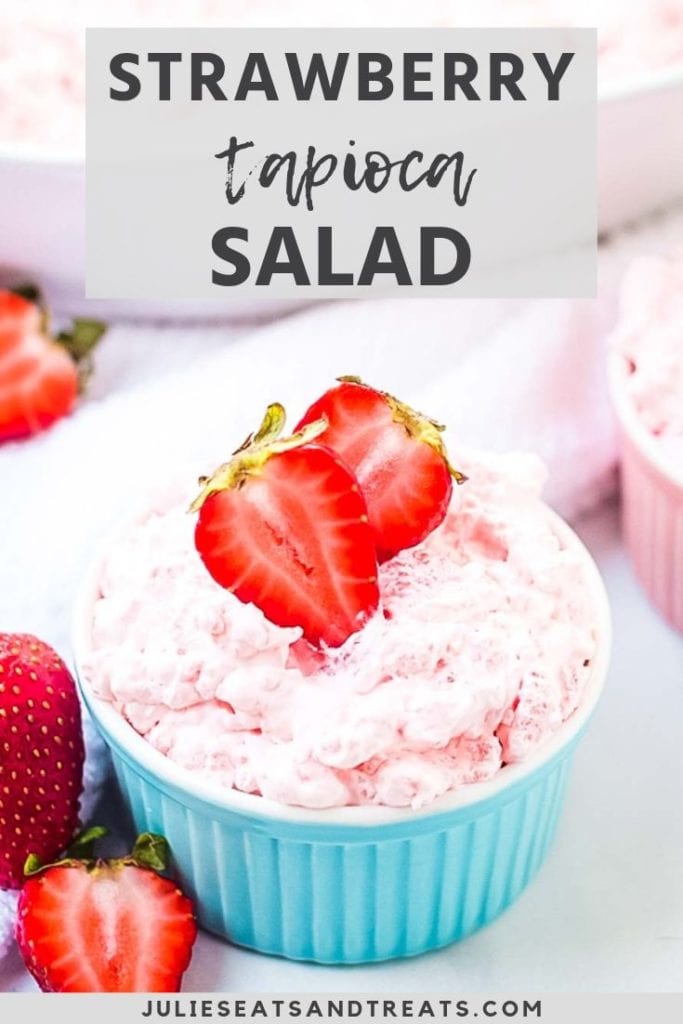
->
{"left": 2, "top": 65, "right": 682, "bottom": 319}
{"left": 0, "top": 143, "right": 304, "bottom": 322}
{"left": 598, "top": 64, "right": 683, "bottom": 235}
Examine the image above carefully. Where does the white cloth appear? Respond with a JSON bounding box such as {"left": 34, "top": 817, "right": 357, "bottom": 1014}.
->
{"left": 1, "top": 202, "right": 682, "bottom": 965}
{"left": 0, "top": 894, "right": 16, "bottom": 961}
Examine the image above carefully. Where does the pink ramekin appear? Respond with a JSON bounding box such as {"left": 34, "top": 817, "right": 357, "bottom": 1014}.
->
{"left": 609, "top": 353, "right": 683, "bottom": 633}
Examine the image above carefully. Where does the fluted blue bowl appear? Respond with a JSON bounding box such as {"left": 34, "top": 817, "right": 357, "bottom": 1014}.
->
{"left": 73, "top": 511, "right": 610, "bottom": 963}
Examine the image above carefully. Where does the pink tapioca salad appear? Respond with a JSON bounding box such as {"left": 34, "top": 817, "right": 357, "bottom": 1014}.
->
{"left": 83, "top": 448, "right": 598, "bottom": 811}
{"left": 2, "top": 1, "right": 683, "bottom": 153}
{"left": 611, "top": 254, "right": 683, "bottom": 472}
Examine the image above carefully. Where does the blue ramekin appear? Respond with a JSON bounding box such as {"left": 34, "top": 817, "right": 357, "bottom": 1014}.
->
{"left": 73, "top": 511, "right": 610, "bottom": 964}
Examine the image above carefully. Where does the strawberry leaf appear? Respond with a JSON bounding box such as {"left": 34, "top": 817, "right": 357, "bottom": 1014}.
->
{"left": 23, "top": 853, "right": 43, "bottom": 877}
{"left": 131, "top": 833, "right": 170, "bottom": 873}
{"left": 56, "top": 318, "right": 107, "bottom": 390}
{"left": 57, "top": 319, "right": 107, "bottom": 362}
{"left": 66, "top": 825, "right": 109, "bottom": 860}
{"left": 9, "top": 285, "right": 107, "bottom": 390}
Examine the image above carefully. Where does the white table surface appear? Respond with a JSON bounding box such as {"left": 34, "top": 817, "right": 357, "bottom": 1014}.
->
{"left": 2, "top": 498, "right": 681, "bottom": 994}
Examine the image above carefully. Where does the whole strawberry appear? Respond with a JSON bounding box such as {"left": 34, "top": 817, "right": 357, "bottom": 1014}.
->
{"left": 17, "top": 829, "right": 197, "bottom": 992}
{"left": 0, "top": 633, "right": 84, "bottom": 889}
{"left": 0, "top": 287, "right": 105, "bottom": 443}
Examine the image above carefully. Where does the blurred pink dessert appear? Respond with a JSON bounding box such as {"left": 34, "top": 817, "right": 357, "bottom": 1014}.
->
{"left": 83, "top": 449, "right": 598, "bottom": 810}
{"left": 610, "top": 254, "right": 683, "bottom": 471}
{"left": 455, "top": 1, "right": 683, "bottom": 82}
{"left": 592, "top": 0, "right": 683, "bottom": 82}
{"left": 2, "top": 1, "right": 683, "bottom": 153}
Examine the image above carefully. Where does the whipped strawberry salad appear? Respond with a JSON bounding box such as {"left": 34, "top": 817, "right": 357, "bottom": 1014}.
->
{"left": 83, "top": 380, "right": 598, "bottom": 811}
{"left": 611, "top": 255, "right": 683, "bottom": 470}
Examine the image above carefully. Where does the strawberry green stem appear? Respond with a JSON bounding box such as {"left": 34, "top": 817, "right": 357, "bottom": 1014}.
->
{"left": 190, "top": 403, "right": 328, "bottom": 512}
{"left": 23, "top": 830, "right": 171, "bottom": 879}
{"left": 10, "top": 282, "right": 107, "bottom": 391}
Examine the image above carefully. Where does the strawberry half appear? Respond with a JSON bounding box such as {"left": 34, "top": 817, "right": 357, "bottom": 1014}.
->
{"left": 0, "top": 287, "right": 105, "bottom": 443}
{"left": 16, "top": 829, "right": 197, "bottom": 992}
{"left": 191, "top": 403, "right": 379, "bottom": 648}
{"left": 0, "top": 632, "right": 84, "bottom": 889}
{"left": 296, "top": 376, "right": 466, "bottom": 561}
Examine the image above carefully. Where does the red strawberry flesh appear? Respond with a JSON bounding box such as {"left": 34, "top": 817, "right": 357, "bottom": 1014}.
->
{"left": 0, "top": 290, "right": 41, "bottom": 354}
{"left": 192, "top": 404, "right": 379, "bottom": 648}
{"left": 16, "top": 837, "right": 197, "bottom": 992}
{"left": 296, "top": 378, "right": 465, "bottom": 561}
{"left": 0, "top": 289, "right": 105, "bottom": 443}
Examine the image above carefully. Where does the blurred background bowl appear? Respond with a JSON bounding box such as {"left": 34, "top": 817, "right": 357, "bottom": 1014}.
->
{"left": 0, "top": 140, "right": 304, "bottom": 322}
{"left": 598, "top": 64, "right": 683, "bottom": 235}
{"left": 1, "top": 64, "right": 682, "bottom": 320}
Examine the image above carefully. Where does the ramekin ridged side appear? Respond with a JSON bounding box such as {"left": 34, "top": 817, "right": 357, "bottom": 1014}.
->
{"left": 73, "top": 510, "right": 610, "bottom": 964}
{"left": 610, "top": 356, "right": 683, "bottom": 633}
{"left": 103, "top": 728, "right": 574, "bottom": 963}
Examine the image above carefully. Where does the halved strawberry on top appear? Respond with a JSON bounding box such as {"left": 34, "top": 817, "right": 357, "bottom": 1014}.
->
{"left": 191, "top": 403, "right": 379, "bottom": 648}
{"left": 296, "top": 377, "right": 466, "bottom": 562}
